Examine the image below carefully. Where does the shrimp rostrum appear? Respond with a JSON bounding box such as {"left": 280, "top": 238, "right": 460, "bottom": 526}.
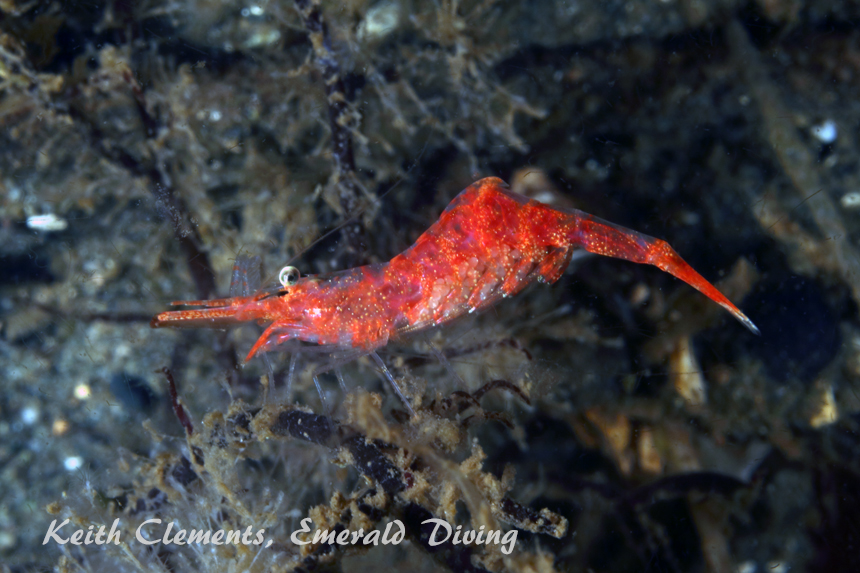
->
{"left": 152, "top": 178, "right": 758, "bottom": 405}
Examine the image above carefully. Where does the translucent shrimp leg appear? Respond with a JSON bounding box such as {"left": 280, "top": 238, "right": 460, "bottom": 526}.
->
{"left": 312, "top": 375, "right": 330, "bottom": 416}
{"left": 569, "top": 212, "right": 760, "bottom": 334}
{"left": 335, "top": 369, "right": 348, "bottom": 392}
{"left": 369, "top": 351, "right": 416, "bottom": 417}
{"left": 427, "top": 339, "right": 467, "bottom": 391}
{"left": 286, "top": 353, "right": 298, "bottom": 401}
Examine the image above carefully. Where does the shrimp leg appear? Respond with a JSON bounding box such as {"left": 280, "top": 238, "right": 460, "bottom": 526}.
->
{"left": 369, "top": 352, "right": 416, "bottom": 417}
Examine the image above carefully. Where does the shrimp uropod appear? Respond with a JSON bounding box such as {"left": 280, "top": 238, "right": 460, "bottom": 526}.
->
{"left": 151, "top": 178, "right": 758, "bottom": 403}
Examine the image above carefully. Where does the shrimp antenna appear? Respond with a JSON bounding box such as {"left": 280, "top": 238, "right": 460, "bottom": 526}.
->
{"left": 273, "top": 137, "right": 432, "bottom": 274}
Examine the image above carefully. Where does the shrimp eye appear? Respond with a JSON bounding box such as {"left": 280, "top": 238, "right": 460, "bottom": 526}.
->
{"left": 279, "top": 265, "right": 300, "bottom": 287}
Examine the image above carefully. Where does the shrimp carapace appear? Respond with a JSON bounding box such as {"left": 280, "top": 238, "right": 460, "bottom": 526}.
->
{"left": 151, "top": 177, "right": 759, "bottom": 363}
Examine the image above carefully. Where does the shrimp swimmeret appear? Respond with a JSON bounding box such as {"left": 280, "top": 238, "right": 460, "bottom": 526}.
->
{"left": 152, "top": 178, "right": 758, "bottom": 407}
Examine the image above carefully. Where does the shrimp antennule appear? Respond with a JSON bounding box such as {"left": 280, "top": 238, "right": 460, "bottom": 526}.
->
{"left": 149, "top": 294, "right": 275, "bottom": 330}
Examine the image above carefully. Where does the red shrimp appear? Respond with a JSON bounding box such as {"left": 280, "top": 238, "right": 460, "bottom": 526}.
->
{"left": 152, "top": 177, "right": 757, "bottom": 379}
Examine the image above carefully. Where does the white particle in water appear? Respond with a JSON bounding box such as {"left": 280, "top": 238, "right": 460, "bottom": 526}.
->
{"left": 26, "top": 213, "right": 68, "bottom": 232}
{"left": 21, "top": 407, "right": 39, "bottom": 425}
{"left": 841, "top": 191, "right": 860, "bottom": 209}
{"left": 811, "top": 120, "right": 837, "bottom": 144}
{"left": 64, "top": 456, "right": 83, "bottom": 471}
